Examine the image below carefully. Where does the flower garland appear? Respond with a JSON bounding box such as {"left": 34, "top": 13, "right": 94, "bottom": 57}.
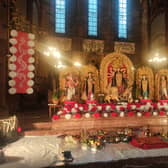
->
{"left": 52, "top": 101, "right": 168, "bottom": 120}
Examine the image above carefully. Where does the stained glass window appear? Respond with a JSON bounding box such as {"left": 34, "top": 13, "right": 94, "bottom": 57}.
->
{"left": 118, "top": 0, "right": 127, "bottom": 38}
{"left": 55, "top": 0, "right": 66, "bottom": 33}
{"left": 88, "top": 0, "right": 98, "bottom": 36}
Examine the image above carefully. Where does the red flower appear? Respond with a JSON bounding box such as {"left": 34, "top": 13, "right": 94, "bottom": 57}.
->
{"left": 52, "top": 115, "right": 60, "bottom": 120}
{"left": 17, "top": 127, "right": 22, "bottom": 133}
{"left": 111, "top": 112, "right": 118, "bottom": 117}
{"left": 111, "top": 105, "right": 116, "bottom": 109}
{"left": 144, "top": 112, "right": 151, "bottom": 117}
{"left": 93, "top": 112, "right": 100, "bottom": 118}
{"left": 120, "top": 107, "right": 124, "bottom": 111}
{"left": 159, "top": 111, "right": 166, "bottom": 116}
{"left": 127, "top": 112, "right": 135, "bottom": 117}
{"left": 74, "top": 113, "right": 81, "bottom": 118}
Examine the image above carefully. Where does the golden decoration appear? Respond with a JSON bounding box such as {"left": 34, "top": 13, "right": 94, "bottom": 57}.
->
{"left": 100, "top": 52, "right": 134, "bottom": 94}
{"left": 59, "top": 65, "right": 99, "bottom": 100}
{"left": 155, "top": 69, "right": 168, "bottom": 100}
{"left": 136, "top": 66, "right": 154, "bottom": 99}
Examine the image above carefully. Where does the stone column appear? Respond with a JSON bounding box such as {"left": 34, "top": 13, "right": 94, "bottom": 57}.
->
{"left": 141, "top": 0, "right": 150, "bottom": 64}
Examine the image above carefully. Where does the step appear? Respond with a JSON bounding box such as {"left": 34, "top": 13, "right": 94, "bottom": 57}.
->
{"left": 20, "top": 122, "right": 52, "bottom": 130}
{"left": 23, "top": 129, "right": 61, "bottom": 136}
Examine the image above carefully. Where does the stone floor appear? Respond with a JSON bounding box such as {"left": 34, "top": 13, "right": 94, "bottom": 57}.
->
{"left": 0, "top": 135, "right": 168, "bottom": 168}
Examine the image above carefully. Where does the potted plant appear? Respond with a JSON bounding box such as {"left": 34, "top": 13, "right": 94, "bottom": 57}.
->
{"left": 52, "top": 91, "right": 59, "bottom": 104}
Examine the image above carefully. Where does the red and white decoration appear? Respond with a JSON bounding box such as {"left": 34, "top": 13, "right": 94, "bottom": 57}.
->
{"left": 8, "top": 30, "right": 35, "bottom": 94}
{"left": 52, "top": 101, "right": 168, "bottom": 120}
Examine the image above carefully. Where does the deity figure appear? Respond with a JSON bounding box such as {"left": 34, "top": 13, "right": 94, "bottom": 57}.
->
{"left": 140, "top": 75, "right": 149, "bottom": 99}
{"left": 107, "top": 67, "right": 115, "bottom": 87}
{"left": 65, "top": 73, "right": 78, "bottom": 100}
{"left": 83, "top": 72, "right": 95, "bottom": 100}
{"left": 160, "top": 75, "right": 168, "bottom": 99}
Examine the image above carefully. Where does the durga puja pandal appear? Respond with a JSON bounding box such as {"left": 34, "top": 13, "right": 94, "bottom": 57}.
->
{"left": 44, "top": 53, "right": 168, "bottom": 151}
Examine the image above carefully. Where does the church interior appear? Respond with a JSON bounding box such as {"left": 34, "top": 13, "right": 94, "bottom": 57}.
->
{"left": 0, "top": 0, "right": 168, "bottom": 167}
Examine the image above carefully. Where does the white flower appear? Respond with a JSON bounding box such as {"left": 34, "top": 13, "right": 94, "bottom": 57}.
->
{"left": 28, "top": 41, "right": 35, "bottom": 47}
{"left": 9, "top": 38, "right": 18, "bottom": 45}
{"left": 105, "top": 105, "right": 111, "bottom": 111}
{"left": 28, "top": 57, "right": 35, "bottom": 63}
{"left": 131, "top": 105, "right": 136, "bottom": 110}
{"left": 9, "top": 55, "right": 17, "bottom": 62}
{"left": 8, "top": 88, "right": 16, "bottom": 94}
{"left": 8, "top": 64, "right": 16, "bottom": 71}
{"left": 71, "top": 108, "right": 77, "bottom": 114}
{"left": 9, "top": 47, "right": 17, "bottom": 54}
{"left": 103, "top": 113, "right": 108, "bottom": 118}
{"left": 27, "top": 80, "right": 34, "bottom": 86}
{"left": 28, "top": 33, "right": 35, "bottom": 40}
{"left": 9, "top": 71, "right": 17, "bottom": 78}
{"left": 27, "top": 72, "right": 35, "bottom": 78}
{"left": 120, "top": 112, "right": 125, "bottom": 117}
{"left": 153, "top": 111, "right": 158, "bottom": 116}
{"left": 26, "top": 88, "right": 34, "bottom": 94}
{"left": 137, "top": 112, "right": 142, "bottom": 117}
{"left": 10, "top": 30, "right": 18, "bottom": 37}
{"left": 8, "top": 80, "right": 16, "bottom": 86}
{"left": 28, "top": 65, "right": 35, "bottom": 71}
{"left": 97, "top": 106, "right": 102, "bottom": 111}
{"left": 85, "top": 113, "right": 90, "bottom": 118}
{"left": 28, "top": 49, "right": 35, "bottom": 55}
{"left": 79, "top": 107, "right": 83, "bottom": 111}
{"left": 65, "top": 114, "right": 71, "bottom": 120}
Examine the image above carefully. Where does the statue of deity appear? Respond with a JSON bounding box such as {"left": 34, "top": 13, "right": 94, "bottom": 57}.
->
{"left": 83, "top": 72, "right": 95, "bottom": 100}
{"left": 140, "top": 75, "right": 149, "bottom": 99}
{"left": 107, "top": 67, "right": 115, "bottom": 87}
{"left": 160, "top": 75, "right": 168, "bottom": 99}
{"left": 65, "top": 73, "right": 78, "bottom": 100}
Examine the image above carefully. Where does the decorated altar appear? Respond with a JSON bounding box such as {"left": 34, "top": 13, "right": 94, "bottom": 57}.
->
{"left": 49, "top": 52, "right": 168, "bottom": 136}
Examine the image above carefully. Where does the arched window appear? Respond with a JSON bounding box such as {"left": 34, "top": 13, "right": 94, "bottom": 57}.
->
{"left": 118, "top": 0, "right": 127, "bottom": 38}
{"left": 55, "top": 0, "right": 66, "bottom": 33}
{"left": 88, "top": 0, "right": 98, "bottom": 36}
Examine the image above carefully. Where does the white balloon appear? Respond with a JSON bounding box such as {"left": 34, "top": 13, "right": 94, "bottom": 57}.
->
{"left": 8, "top": 88, "right": 16, "bottom": 94}
{"left": 8, "top": 80, "right": 16, "bottom": 86}
{"left": 9, "top": 38, "right": 18, "bottom": 45}
{"left": 27, "top": 72, "right": 35, "bottom": 78}
{"left": 28, "top": 57, "right": 35, "bottom": 63}
{"left": 28, "top": 65, "right": 35, "bottom": 71}
{"left": 8, "top": 64, "right": 16, "bottom": 70}
{"left": 9, "top": 71, "right": 17, "bottom": 78}
{"left": 10, "top": 30, "right": 18, "bottom": 37}
{"left": 27, "top": 80, "right": 34, "bottom": 86}
{"left": 28, "top": 33, "right": 35, "bottom": 40}
{"left": 28, "top": 49, "right": 35, "bottom": 55}
{"left": 9, "top": 47, "right": 17, "bottom": 54}
{"left": 26, "top": 88, "right": 34, "bottom": 94}
{"left": 9, "top": 55, "right": 17, "bottom": 62}
{"left": 28, "top": 41, "right": 35, "bottom": 47}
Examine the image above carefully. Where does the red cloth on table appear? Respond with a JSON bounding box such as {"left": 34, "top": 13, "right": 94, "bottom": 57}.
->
{"left": 130, "top": 137, "right": 168, "bottom": 149}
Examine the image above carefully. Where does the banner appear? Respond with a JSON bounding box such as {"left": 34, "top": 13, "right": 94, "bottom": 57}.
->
{"left": 8, "top": 30, "right": 35, "bottom": 94}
